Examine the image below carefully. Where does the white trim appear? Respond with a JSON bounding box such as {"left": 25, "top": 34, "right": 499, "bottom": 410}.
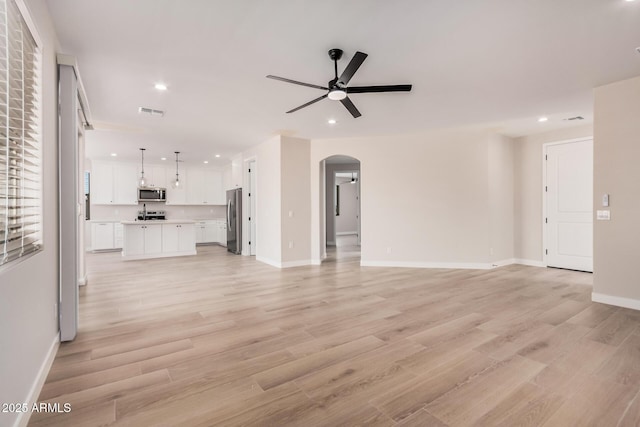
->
{"left": 280, "top": 260, "right": 313, "bottom": 268}
{"left": 255, "top": 256, "right": 312, "bottom": 269}
{"left": 592, "top": 292, "right": 640, "bottom": 311}
{"left": 360, "top": 260, "right": 493, "bottom": 270}
{"left": 15, "top": 0, "right": 42, "bottom": 47}
{"left": 15, "top": 334, "right": 59, "bottom": 427}
{"left": 336, "top": 231, "right": 357, "bottom": 236}
{"left": 514, "top": 258, "right": 546, "bottom": 267}
{"left": 311, "top": 258, "right": 322, "bottom": 265}
{"left": 121, "top": 250, "right": 197, "bottom": 261}
{"left": 56, "top": 54, "right": 93, "bottom": 129}
{"left": 489, "top": 258, "right": 517, "bottom": 268}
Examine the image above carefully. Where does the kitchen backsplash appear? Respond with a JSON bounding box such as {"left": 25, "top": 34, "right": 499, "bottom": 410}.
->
{"left": 90, "top": 203, "right": 227, "bottom": 221}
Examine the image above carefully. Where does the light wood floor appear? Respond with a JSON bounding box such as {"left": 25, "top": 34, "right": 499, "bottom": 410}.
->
{"left": 31, "top": 246, "right": 640, "bottom": 426}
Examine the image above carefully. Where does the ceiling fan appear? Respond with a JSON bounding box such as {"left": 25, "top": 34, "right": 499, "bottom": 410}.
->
{"left": 267, "top": 48, "right": 412, "bottom": 118}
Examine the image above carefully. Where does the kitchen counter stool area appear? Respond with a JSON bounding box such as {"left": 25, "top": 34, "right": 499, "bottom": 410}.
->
{"left": 121, "top": 220, "right": 197, "bottom": 260}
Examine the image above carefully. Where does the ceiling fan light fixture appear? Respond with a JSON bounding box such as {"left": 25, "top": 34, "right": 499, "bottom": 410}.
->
{"left": 328, "top": 89, "right": 347, "bottom": 101}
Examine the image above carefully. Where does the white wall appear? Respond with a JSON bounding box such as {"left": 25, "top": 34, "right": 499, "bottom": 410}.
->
{"left": 243, "top": 136, "right": 282, "bottom": 266}
{"left": 488, "top": 134, "right": 515, "bottom": 264}
{"left": 0, "top": 1, "right": 60, "bottom": 426}
{"left": 280, "top": 136, "right": 311, "bottom": 265}
{"left": 513, "top": 124, "right": 593, "bottom": 263}
{"left": 593, "top": 75, "right": 640, "bottom": 308}
{"left": 310, "top": 128, "right": 509, "bottom": 268}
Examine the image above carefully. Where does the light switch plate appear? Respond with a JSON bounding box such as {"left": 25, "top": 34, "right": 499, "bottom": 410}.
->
{"left": 596, "top": 210, "right": 611, "bottom": 220}
{"left": 602, "top": 194, "right": 609, "bottom": 207}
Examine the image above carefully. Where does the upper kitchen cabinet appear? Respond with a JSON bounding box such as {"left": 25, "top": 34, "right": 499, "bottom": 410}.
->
{"left": 182, "top": 167, "right": 224, "bottom": 205}
{"left": 144, "top": 165, "right": 168, "bottom": 189}
{"left": 165, "top": 167, "right": 187, "bottom": 205}
{"left": 91, "top": 161, "right": 138, "bottom": 205}
{"left": 230, "top": 154, "right": 242, "bottom": 189}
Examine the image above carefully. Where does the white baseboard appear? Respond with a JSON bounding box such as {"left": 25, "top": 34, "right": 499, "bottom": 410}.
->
{"left": 336, "top": 231, "right": 357, "bottom": 236}
{"left": 360, "top": 260, "right": 493, "bottom": 270}
{"left": 310, "top": 259, "right": 322, "bottom": 265}
{"left": 489, "top": 258, "right": 517, "bottom": 268}
{"left": 78, "top": 275, "right": 87, "bottom": 287}
{"left": 592, "top": 292, "right": 640, "bottom": 311}
{"left": 280, "top": 260, "right": 312, "bottom": 268}
{"left": 16, "top": 333, "right": 59, "bottom": 427}
{"left": 256, "top": 256, "right": 312, "bottom": 269}
{"left": 514, "top": 258, "right": 546, "bottom": 267}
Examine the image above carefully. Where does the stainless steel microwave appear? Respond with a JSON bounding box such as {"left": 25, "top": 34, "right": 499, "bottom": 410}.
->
{"left": 138, "top": 187, "right": 166, "bottom": 202}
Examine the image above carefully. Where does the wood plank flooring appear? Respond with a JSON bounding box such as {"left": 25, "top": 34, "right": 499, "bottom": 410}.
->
{"left": 30, "top": 245, "right": 640, "bottom": 426}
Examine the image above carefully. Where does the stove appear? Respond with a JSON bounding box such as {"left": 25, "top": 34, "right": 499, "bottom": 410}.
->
{"left": 137, "top": 210, "right": 166, "bottom": 221}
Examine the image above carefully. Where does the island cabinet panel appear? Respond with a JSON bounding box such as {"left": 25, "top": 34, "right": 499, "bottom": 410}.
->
{"left": 122, "top": 221, "right": 196, "bottom": 260}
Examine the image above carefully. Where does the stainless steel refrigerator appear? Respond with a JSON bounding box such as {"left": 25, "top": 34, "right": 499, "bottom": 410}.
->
{"left": 226, "top": 188, "right": 242, "bottom": 254}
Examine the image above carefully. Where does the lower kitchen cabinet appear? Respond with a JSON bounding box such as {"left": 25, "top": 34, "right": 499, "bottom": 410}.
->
{"left": 163, "top": 223, "right": 196, "bottom": 253}
{"left": 122, "top": 221, "right": 196, "bottom": 260}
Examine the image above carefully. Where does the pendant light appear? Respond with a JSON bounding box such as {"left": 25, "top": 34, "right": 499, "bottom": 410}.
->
{"left": 172, "top": 151, "right": 181, "bottom": 188}
{"left": 138, "top": 148, "right": 147, "bottom": 187}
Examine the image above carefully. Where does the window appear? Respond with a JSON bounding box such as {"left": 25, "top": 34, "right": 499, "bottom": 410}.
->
{"left": 0, "top": 0, "right": 42, "bottom": 266}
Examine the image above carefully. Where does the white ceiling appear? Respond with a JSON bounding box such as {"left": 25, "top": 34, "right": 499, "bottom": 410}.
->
{"left": 46, "top": 0, "right": 640, "bottom": 164}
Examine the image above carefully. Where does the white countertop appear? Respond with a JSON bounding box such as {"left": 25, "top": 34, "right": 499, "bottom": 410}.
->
{"left": 121, "top": 219, "right": 196, "bottom": 225}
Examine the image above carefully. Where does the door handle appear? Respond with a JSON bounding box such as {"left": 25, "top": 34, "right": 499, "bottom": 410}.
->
{"left": 227, "top": 200, "right": 231, "bottom": 229}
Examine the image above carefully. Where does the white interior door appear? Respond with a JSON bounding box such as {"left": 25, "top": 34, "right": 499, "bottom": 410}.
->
{"left": 545, "top": 139, "right": 593, "bottom": 272}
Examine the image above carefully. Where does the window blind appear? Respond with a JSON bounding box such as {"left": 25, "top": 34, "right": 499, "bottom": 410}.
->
{"left": 0, "top": 0, "right": 42, "bottom": 266}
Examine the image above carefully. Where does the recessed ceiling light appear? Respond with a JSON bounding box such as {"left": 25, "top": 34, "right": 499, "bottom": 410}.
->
{"left": 160, "top": 157, "right": 167, "bottom": 161}
{"left": 328, "top": 119, "right": 337, "bottom": 124}
{"left": 538, "top": 117, "right": 549, "bottom": 123}
{"left": 110, "top": 153, "right": 117, "bottom": 157}
{"left": 215, "top": 154, "right": 221, "bottom": 158}
{"left": 154, "top": 83, "right": 167, "bottom": 91}
{"left": 203, "top": 160, "right": 209, "bottom": 164}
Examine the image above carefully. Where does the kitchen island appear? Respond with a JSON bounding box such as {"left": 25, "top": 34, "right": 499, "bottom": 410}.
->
{"left": 121, "top": 220, "right": 197, "bottom": 260}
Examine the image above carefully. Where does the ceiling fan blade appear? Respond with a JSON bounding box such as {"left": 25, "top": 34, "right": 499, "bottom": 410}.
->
{"left": 267, "top": 75, "right": 328, "bottom": 91}
{"left": 337, "top": 51, "right": 368, "bottom": 85}
{"left": 347, "top": 84, "right": 412, "bottom": 94}
{"left": 286, "top": 94, "right": 328, "bottom": 114}
{"left": 340, "top": 96, "right": 361, "bottom": 118}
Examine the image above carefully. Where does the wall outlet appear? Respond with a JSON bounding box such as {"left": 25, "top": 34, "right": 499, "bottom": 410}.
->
{"left": 289, "top": 241, "right": 294, "bottom": 249}
{"left": 596, "top": 210, "right": 611, "bottom": 220}
{"left": 386, "top": 247, "right": 392, "bottom": 254}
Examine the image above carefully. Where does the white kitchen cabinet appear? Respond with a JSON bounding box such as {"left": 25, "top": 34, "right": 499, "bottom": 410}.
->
{"left": 91, "top": 163, "right": 114, "bottom": 204}
{"left": 91, "top": 222, "right": 114, "bottom": 250}
{"left": 230, "top": 154, "right": 242, "bottom": 189}
{"left": 146, "top": 165, "right": 167, "bottom": 188}
{"left": 165, "top": 168, "right": 187, "bottom": 205}
{"left": 91, "top": 161, "right": 138, "bottom": 205}
{"left": 216, "top": 220, "right": 227, "bottom": 246}
{"left": 122, "top": 221, "right": 196, "bottom": 260}
{"left": 195, "top": 221, "right": 219, "bottom": 245}
{"left": 123, "top": 224, "right": 145, "bottom": 256}
{"left": 163, "top": 223, "right": 195, "bottom": 252}
{"left": 223, "top": 165, "right": 232, "bottom": 191}
{"left": 113, "top": 164, "right": 138, "bottom": 204}
{"left": 186, "top": 168, "right": 204, "bottom": 204}
{"left": 123, "top": 223, "right": 162, "bottom": 256}
{"left": 203, "top": 169, "right": 224, "bottom": 204}
{"left": 114, "top": 223, "right": 124, "bottom": 248}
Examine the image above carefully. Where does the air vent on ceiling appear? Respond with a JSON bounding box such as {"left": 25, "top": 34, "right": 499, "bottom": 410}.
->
{"left": 138, "top": 107, "right": 164, "bottom": 117}
{"left": 564, "top": 116, "right": 584, "bottom": 121}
